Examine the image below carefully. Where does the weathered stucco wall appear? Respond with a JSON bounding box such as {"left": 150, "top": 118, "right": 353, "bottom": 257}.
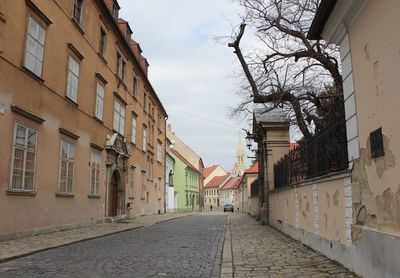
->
{"left": 269, "top": 174, "right": 349, "bottom": 245}
{"left": 349, "top": 0, "right": 400, "bottom": 236}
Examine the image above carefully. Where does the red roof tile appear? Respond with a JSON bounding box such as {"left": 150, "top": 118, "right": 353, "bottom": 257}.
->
{"left": 244, "top": 162, "right": 259, "bottom": 174}
{"left": 204, "top": 174, "right": 230, "bottom": 189}
{"left": 222, "top": 177, "right": 241, "bottom": 190}
{"left": 202, "top": 165, "right": 218, "bottom": 178}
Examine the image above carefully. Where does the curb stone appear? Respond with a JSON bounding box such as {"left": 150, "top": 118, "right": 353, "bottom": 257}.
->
{"left": 220, "top": 214, "right": 233, "bottom": 278}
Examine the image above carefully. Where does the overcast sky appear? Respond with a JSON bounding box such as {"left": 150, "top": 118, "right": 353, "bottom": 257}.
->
{"left": 119, "top": 0, "right": 251, "bottom": 171}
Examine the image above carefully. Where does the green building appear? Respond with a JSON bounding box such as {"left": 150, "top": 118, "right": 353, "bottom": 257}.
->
{"left": 172, "top": 150, "right": 200, "bottom": 211}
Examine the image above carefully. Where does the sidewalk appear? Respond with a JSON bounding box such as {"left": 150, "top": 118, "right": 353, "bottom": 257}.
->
{"left": 223, "top": 213, "right": 358, "bottom": 278}
{"left": 0, "top": 212, "right": 197, "bottom": 263}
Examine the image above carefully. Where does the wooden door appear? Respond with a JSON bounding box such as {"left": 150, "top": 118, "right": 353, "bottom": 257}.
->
{"left": 109, "top": 172, "right": 118, "bottom": 217}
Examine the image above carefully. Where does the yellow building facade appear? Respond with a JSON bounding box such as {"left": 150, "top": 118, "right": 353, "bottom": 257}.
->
{"left": 0, "top": 0, "right": 167, "bottom": 240}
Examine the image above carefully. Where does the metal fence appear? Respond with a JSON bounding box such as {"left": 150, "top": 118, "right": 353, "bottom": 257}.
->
{"left": 274, "top": 121, "right": 348, "bottom": 188}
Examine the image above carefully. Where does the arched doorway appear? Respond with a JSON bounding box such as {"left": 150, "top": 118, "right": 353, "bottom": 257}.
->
{"left": 109, "top": 171, "right": 119, "bottom": 217}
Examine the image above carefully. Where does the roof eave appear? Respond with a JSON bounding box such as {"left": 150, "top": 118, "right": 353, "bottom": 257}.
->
{"left": 307, "top": 0, "right": 337, "bottom": 40}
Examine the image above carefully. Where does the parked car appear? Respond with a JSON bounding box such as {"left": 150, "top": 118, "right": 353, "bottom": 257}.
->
{"left": 223, "top": 204, "right": 234, "bottom": 212}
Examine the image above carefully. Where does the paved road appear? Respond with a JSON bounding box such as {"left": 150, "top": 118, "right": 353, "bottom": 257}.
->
{"left": 0, "top": 215, "right": 227, "bottom": 278}
{"left": 229, "top": 214, "right": 358, "bottom": 278}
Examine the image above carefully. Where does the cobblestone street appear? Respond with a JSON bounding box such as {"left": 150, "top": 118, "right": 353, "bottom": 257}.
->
{"left": 228, "top": 213, "right": 358, "bottom": 278}
{"left": 0, "top": 215, "right": 226, "bottom": 278}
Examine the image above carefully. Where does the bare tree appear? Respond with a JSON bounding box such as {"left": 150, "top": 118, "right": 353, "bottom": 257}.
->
{"left": 228, "top": 0, "right": 343, "bottom": 139}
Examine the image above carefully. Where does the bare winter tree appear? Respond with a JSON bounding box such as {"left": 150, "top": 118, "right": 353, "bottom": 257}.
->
{"left": 229, "top": 0, "right": 343, "bottom": 139}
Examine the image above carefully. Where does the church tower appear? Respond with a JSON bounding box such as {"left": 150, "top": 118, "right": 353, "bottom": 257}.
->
{"left": 231, "top": 134, "right": 246, "bottom": 176}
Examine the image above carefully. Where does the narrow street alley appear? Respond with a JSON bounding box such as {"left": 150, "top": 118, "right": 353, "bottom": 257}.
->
{"left": 0, "top": 213, "right": 358, "bottom": 277}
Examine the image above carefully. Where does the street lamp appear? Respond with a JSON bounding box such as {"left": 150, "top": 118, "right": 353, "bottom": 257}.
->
{"left": 242, "top": 129, "right": 253, "bottom": 150}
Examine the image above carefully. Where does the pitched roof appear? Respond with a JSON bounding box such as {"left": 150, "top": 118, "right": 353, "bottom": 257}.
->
{"left": 204, "top": 174, "right": 230, "bottom": 189}
{"left": 172, "top": 150, "right": 200, "bottom": 174}
{"left": 222, "top": 177, "right": 241, "bottom": 190}
{"left": 244, "top": 162, "right": 259, "bottom": 174}
{"left": 202, "top": 165, "right": 218, "bottom": 178}
{"left": 254, "top": 108, "right": 290, "bottom": 123}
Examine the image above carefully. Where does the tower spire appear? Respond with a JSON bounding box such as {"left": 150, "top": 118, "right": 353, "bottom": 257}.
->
{"left": 232, "top": 133, "right": 246, "bottom": 176}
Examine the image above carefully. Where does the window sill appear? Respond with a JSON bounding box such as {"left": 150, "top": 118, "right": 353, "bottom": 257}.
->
{"left": 128, "top": 197, "right": 135, "bottom": 200}
{"left": 141, "top": 197, "right": 145, "bottom": 200}
{"left": 21, "top": 66, "right": 44, "bottom": 83}
{"left": 71, "top": 17, "right": 85, "bottom": 35}
{"left": 97, "top": 52, "right": 107, "bottom": 64}
{"left": 93, "top": 116, "right": 104, "bottom": 124}
{"left": 6, "top": 190, "right": 36, "bottom": 196}
{"left": 55, "top": 193, "right": 75, "bottom": 198}
{"left": 88, "top": 195, "right": 101, "bottom": 199}
{"left": 65, "top": 96, "right": 79, "bottom": 107}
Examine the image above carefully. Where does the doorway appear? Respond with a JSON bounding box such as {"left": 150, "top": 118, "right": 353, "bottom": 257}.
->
{"left": 109, "top": 171, "right": 119, "bottom": 217}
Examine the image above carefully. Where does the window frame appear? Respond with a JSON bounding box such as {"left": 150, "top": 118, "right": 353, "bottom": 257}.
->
{"left": 113, "top": 98, "right": 126, "bottom": 135}
{"left": 90, "top": 151, "right": 101, "bottom": 196}
{"left": 58, "top": 140, "right": 75, "bottom": 194}
{"left": 66, "top": 55, "right": 80, "bottom": 103}
{"left": 9, "top": 123, "right": 38, "bottom": 192}
{"left": 95, "top": 81, "right": 105, "bottom": 120}
{"left": 131, "top": 115, "right": 137, "bottom": 144}
{"left": 73, "top": 0, "right": 83, "bottom": 24}
{"left": 24, "top": 15, "right": 46, "bottom": 77}
{"left": 157, "top": 142, "right": 162, "bottom": 162}
{"left": 129, "top": 167, "right": 135, "bottom": 199}
{"left": 142, "top": 126, "right": 147, "bottom": 152}
{"left": 99, "top": 27, "right": 106, "bottom": 56}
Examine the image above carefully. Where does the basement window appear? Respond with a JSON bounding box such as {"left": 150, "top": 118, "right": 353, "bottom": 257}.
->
{"left": 370, "top": 127, "right": 384, "bottom": 158}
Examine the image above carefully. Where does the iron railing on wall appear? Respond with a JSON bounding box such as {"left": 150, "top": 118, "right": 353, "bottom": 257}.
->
{"left": 274, "top": 121, "right": 348, "bottom": 188}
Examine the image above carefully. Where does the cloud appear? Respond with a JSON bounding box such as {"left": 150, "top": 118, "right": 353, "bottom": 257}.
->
{"left": 119, "top": 0, "right": 251, "bottom": 170}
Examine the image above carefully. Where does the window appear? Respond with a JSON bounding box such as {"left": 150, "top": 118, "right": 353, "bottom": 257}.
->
{"left": 59, "top": 141, "right": 75, "bottom": 193}
{"left": 141, "top": 171, "right": 146, "bottom": 199}
{"left": 157, "top": 114, "right": 162, "bottom": 130}
{"left": 157, "top": 142, "right": 162, "bottom": 162}
{"left": 112, "top": 0, "right": 119, "bottom": 20}
{"left": 143, "top": 93, "right": 147, "bottom": 112}
{"left": 99, "top": 28, "right": 106, "bottom": 55}
{"left": 73, "top": 0, "right": 83, "bottom": 23}
{"left": 113, "top": 99, "right": 125, "bottom": 135}
{"left": 142, "top": 126, "right": 147, "bottom": 152}
{"left": 66, "top": 56, "right": 80, "bottom": 103}
{"left": 370, "top": 127, "right": 385, "bottom": 158}
{"left": 90, "top": 152, "right": 101, "bottom": 196}
{"left": 129, "top": 167, "right": 135, "bottom": 198}
{"left": 122, "top": 61, "right": 126, "bottom": 81}
{"left": 131, "top": 116, "right": 136, "bottom": 144}
{"left": 10, "top": 124, "right": 37, "bottom": 191}
{"left": 146, "top": 157, "right": 150, "bottom": 180}
{"left": 158, "top": 178, "right": 162, "bottom": 200}
{"left": 24, "top": 16, "right": 46, "bottom": 76}
{"left": 95, "top": 82, "right": 104, "bottom": 120}
{"left": 133, "top": 76, "right": 138, "bottom": 97}
{"left": 116, "top": 52, "right": 125, "bottom": 80}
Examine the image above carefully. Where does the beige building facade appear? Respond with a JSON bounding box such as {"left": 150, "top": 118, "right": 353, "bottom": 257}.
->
{"left": 0, "top": 0, "right": 167, "bottom": 240}
{"left": 261, "top": 1, "right": 400, "bottom": 278}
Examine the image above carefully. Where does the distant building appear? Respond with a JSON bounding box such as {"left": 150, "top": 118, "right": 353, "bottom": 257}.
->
{"left": 204, "top": 174, "right": 231, "bottom": 208}
{"left": 237, "top": 163, "right": 259, "bottom": 216}
{"left": 202, "top": 165, "right": 227, "bottom": 185}
{"left": 231, "top": 135, "right": 246, "bottom": 176}
{"left": 220, "top": 176, "right": 241, "bottom": 209}
{"left": 172, "top": 149, "right": 200, "bottom": 212}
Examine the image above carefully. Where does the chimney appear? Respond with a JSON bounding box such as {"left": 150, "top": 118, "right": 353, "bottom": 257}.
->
{"left": 140, "top": 55, "right": 149, "bottom": 77}
{"left": 130, "top": 39, "right": 142, "bottom": 62}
